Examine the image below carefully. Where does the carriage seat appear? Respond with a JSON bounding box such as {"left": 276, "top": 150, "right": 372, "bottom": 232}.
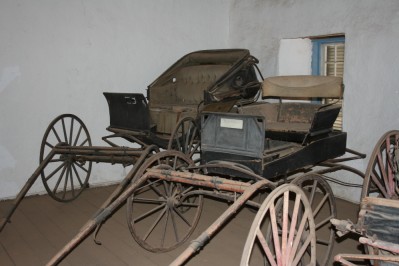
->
{"left": 148, "top": 64, "right": 230, "bottom": 134}
{"left": 240, "top": 75, "right": 343, "bottom": 144}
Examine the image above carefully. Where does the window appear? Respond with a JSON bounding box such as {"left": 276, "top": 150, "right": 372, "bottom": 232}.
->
{"left": 312, "top": 36, "right": 345, "bottom": 130}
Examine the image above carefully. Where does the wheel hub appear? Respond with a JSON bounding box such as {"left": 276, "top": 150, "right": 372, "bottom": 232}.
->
{"left": 166, "top": 196, "right": 179, "bottom": 208}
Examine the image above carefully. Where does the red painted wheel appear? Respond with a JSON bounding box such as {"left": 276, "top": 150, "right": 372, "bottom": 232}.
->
{"left": 291, "top": 173, "right": 336, "bottom": 266}
{"left": 361, "top": 130, "right": 399, "bottom": 200}
{"left": 241, "top": 184, "right": 316, "bottom": 266}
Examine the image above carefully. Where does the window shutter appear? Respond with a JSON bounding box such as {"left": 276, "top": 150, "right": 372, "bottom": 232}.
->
{"left": 323, "top": 43, "right": 344, "bottom": 131}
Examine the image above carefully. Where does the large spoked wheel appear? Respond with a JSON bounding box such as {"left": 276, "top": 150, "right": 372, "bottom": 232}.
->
{"left": 40, "top": 114, "right": 92, "bottom": 202}
{"left": 167, "top": 117, "right": 200, "bottom": 161}
{"left": 241, "top": 184, "right": 316, "bottom": 266}
{"left": 291, "top": 173, "right": 336, "bottom": 266}
{"left": 360, "top": 130, "right": 399, "bottom": 262}
{"left": 126, "top": 150, "right": 203, "bottom": 253}
{"left": 361, "top": 130, "right": 399, "bottom": 199}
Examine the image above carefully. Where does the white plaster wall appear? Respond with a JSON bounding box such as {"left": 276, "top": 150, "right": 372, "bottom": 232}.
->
{"left": 230, "top": 0, "right": 399, "bottom": 202}
{"left": 0, "top": 0, "right": 230, "bottom": 199}
{"left": 278, "top": 38, "right": 312, "bottom": 75}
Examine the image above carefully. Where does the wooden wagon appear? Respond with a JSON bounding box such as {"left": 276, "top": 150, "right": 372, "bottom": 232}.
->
{"left": 41, "top": 75, "right": 368, "bottom": 265}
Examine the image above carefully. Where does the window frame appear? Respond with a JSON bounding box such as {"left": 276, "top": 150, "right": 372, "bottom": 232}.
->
{"left": 311, "top": 36, "right": 345, "bottom": 75}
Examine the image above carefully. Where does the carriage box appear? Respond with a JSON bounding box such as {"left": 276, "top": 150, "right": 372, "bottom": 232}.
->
{"left": 201, "top": 112, "right": 265, "bottom": 174}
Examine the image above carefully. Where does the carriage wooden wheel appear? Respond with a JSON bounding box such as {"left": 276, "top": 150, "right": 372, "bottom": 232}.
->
{"left": 126, "top": 150, "right": 204, "bottom": 252}
{"left": 291, "top": 173, "right": 336, "bottom": 265}
{"left": 241, "top": 184, "right": 316, "bottom": 266}
{"left": 361, "top": 130, "right": 399, "bottom": 199}
{"left": 359, "top": 130, "right": 399, "bottom": 263}
{"left": 167, "top": 117, "right": 200, "bottom": 161}
{"left": 39, "top": 114, "right": 92, "bottom": 202}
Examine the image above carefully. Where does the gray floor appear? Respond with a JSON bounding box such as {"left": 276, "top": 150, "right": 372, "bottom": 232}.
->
{"left": 0, "top": 185, "right": 365, "bottom": 266}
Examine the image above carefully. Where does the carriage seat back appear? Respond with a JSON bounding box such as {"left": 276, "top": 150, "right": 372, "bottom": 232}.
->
{"left": 262, "top": 75, "right": 343, "bottom": 99}
{"left": 149, "top": 64, "right": 230, "bottom": 134}
{"left": 149, "top": 64, "right": 230, "bottom": 107}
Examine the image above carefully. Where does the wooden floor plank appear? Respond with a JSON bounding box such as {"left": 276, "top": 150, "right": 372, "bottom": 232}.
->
{"left": 0, "top": 240, "right": 15, "bottom": 265}
{"left": 0, "top": 208, "right": 42, "bottom": 266}
{"left": 0, "top": 184, "right": 366, "bottom": 266}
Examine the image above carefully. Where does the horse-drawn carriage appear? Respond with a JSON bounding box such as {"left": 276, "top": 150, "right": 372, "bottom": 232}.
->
{"left": 2, "top": 49, "right": 387, "bottom": 265}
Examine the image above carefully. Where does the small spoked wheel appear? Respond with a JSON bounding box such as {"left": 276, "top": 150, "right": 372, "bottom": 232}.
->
{"left": 40, "top": 114, "right": 92, "bottom": 202}
{"left": 167, "top": 117, "right": 200, "bottom": 161}
{"left": 126, "top": 150, "right": 203, "bottom": 253}
{"left": 291, "top": 173, "right": 336, "bottom": 266}
{"left": 241, "top": 184, "right": 316, "bottom": 266}
{"left": 361, "top": 130, "right": 399, "bottom": 199}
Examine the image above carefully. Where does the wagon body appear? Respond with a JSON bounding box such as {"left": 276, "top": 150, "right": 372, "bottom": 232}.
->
{"left": 104, "top": 49, "right": 261, "bottom": 148}
{"left": 201, "top": 75, "right": 346, "bottom": 179}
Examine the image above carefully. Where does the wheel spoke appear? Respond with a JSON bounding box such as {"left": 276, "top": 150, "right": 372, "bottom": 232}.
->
{"left": 281, "top": 191, "right": 289, "bottom": 262}
{"left": 256, "top": 229, "right": 277, "bottom": 266}
{"left": 73, "top": 125, "right": 83, "bottom": 146}
{"left": 148, "top": 180, "right": 167, "bottom": 200}
{"left": 78, "top": 138, "right": 89, "bottom": 147}
{"left": 289, "top": 207, "right": 310, "bottom": 262}
{"left": 286, "top": 193, "right": 301, "bottom": 263}
{"left": 52, "top": 165, "right": 67, "bottom": 194}
{"left": 170, "top": 208, "right": 180, "bottom": 243}
{"left": 377, "top": 152, "right": 391, "bottom": 197}
{"left": 161, "top": 209, "right": 170, "bottom": 247}
{"left": 143, "top": 206, "right": 167, "bottom": 241}
{"left": 71, "top": 163, "right": 84, "bottom": 188}
{"left": 45, "top": 141, "right": 55, "bottom": 149}
{"left": 61, "top": 118, "right": 68, "bottom": 143}
{"left": 69, "top": 166, "right": 75, "bottom": 197}
{"left": 172, "top": 207, "right": 192, "bottom": 227}
{"left": 292, "top": 233, "right": 312, "bottom": 265}
{"left": 69, "top": 117, "right": 74, "bottom": 145}
{"left": 313, "top": 192, "right": 329, "bottom": 218}
{"left": 315, "top": 214, "right": 334, "bottom": 230}
{"left": 45, "top": 161, "right": 67, "bottom": 181}
{"left": 73, "top": 161, "right": 89, "bottom": 173}
{"left": 133, "top": 203, "right": 166, "bottom": 224}
{"left": 269, "top": 203, "right": 282, "bottom": 265}
{"left": 51, "top": 126, "right": 62, "bottom": 144}
{"left": 308, "top": 180, "right": 317, "bottom": 206}
{"left": 370, "top": 171, "right": 389, "bottom": 198}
